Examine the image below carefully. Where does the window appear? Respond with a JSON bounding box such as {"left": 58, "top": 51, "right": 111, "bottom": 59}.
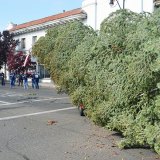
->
{"left": 21, "top": 38, "right": 26, "bottom": 49}
{"left": 16, "top": 39, "right": 20, "bottom": 50}
{"left": 32, "top": 36, "right": 37, "bottom": 45}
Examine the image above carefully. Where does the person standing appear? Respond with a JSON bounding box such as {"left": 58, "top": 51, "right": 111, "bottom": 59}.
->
{"left": 0, "top": 72, "right": 2, "bottom": 84}
{"left": 12, "top": 71, "right": 16, "bottom": 86}
{"left": 1, "top": 72, "right": 5, "bottom": 86}
{"left": 18, "top": 72, "right": 23, "bottom": 86}
{"left": 31, "top": 72, "right": 36, "bottom": 89}
{"left": 35, "top": 72, "right": 40, "bottom": 89}
{"left": 23, "top": 73, "right": 28, "bottom": 90}
{"left": 9, "top": 70, "right": 15, "bottom": 88}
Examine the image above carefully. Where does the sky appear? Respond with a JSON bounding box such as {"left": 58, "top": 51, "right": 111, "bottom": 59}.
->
{"left": 0, "top": 0, "right": 82, "bottom": 32}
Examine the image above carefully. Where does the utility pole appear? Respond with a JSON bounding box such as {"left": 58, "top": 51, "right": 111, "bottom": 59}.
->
{"left": 109, "top": 0, "right": 126, "bottom": 9}
{"left": 141, "top": 0, "right": 143, "bottom": 12}
{"left": 123, "top": 0, "right": 125, "bottom": 9}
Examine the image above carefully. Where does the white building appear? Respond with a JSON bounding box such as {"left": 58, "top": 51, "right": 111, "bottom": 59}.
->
{"left": 82, "top": 0, "right": 154, "bottom": 30}
{"left": 5, "top": 0, "right": 156, "bottom": 80}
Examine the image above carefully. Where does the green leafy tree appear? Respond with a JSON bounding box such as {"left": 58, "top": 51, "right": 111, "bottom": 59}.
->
{"left": 33, "top": 21, "right": 95, "bottom": 89}
{"left": 32, "top": 10, "right": 160, "bottom": 154}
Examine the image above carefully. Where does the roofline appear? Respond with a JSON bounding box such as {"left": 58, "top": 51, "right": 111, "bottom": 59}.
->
{"left": 10, "top": 8, "right": 86, "bottom": 33}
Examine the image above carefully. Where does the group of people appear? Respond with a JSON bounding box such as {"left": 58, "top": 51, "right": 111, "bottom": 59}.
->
{"left": 9, "top": 70, "right": 40, "bottom": 90}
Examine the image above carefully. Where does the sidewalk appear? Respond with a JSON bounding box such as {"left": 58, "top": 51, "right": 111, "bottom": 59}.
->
{"left": 39, "top": 81, "right": 56, "bottom": 88}
{"left": 0, "top": 81, "right": 160, "bottom": 159}
{"left": 3, "top": 79, "right": 56, "bottom": 88}
{"left": 39, "top": 78, "right": 56, "bottom": 88}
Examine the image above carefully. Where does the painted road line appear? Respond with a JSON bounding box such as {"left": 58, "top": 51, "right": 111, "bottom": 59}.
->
{"left": 0, "top": 93, "right": 23, "bottom": 97}
{"left": 0, "top": 100, "right": 11, "bottom": 104}
{"left": 0, "top": 107, "right": 76, "bottom": 121}
{"left": 0, "top": 97, "right": 69, "bottom": 106}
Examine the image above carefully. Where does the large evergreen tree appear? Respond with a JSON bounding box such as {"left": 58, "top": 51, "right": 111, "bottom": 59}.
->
{"left": 32, "top": 11, "right": 160, "bottom": 154}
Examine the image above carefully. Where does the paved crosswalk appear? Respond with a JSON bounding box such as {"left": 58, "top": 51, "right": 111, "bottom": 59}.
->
{"left": 0, "top": 100, "right": 10, "bottom": 104}
{"left": 0, "top": 92, "right": 23, "bottom": 97}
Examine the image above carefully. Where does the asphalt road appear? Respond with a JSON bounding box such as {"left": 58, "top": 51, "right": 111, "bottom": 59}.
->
{"left": 0, "top": 84, "right": 160, "bottom": 160}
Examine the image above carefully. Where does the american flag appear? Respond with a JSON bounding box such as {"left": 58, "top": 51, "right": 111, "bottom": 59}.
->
{"left": 23, "top": 53, "right": 30, "bottom": 67}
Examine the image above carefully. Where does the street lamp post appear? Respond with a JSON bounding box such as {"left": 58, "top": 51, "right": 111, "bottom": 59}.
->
{"left": 109, "top": 0, "right": 126, "bottom": 9}
{"left": 141, "top": 0, "right": 143, "bottom": 12}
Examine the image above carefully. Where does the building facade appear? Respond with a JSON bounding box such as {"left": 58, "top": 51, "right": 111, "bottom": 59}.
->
{"left": 8, "top": 8, "right": 86, "bottom": 80}
{"left": 82, "top": 0, "right": 154, "bottom": 30}
{"left": 4, "top": 0, "right": 155, "bottom": 80}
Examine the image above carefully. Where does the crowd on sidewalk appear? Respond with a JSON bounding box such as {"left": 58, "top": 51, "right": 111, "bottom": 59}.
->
{"left": 0, "top": 71, "right": 40, "bottom": 90}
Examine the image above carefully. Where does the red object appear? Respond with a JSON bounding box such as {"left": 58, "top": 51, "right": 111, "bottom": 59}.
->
{"left": 7, "top": 50, "right": 31, "bottom": 72}
{"left": 80, "top": 104, "right": 84, "bottom": 109}
{"left": 23, "top": 53, "right": 30, "bottom": 67}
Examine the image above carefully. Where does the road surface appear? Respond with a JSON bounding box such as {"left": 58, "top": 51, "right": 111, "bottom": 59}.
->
{"left": 0, "top": 84, "right": 159, "bottom": 160}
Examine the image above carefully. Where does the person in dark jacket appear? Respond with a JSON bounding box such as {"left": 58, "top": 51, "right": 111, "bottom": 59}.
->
{"left": 9, "top": 70, "right": 15, "bottom": 88}
{"left": 1, "top": 72, "right": 5, "bottom": 86}
{"left": 18, "top": 72, "right": 23, "bottom": 86}
{"left": 35, "top": 72, "right": 40, "bottom": 89}
{"left": 31, "top": 72, "right": 36, "bottom": 89}
{"left": 23, "top": 72, "right": 28, "bottom": 90}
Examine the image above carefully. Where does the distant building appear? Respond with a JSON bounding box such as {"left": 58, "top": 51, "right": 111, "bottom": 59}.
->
{"left": 5, "top": 0, "right": 155, "bottom": 80}
{"left": 8, "top": 8, "right": 86, "bottom": 79}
